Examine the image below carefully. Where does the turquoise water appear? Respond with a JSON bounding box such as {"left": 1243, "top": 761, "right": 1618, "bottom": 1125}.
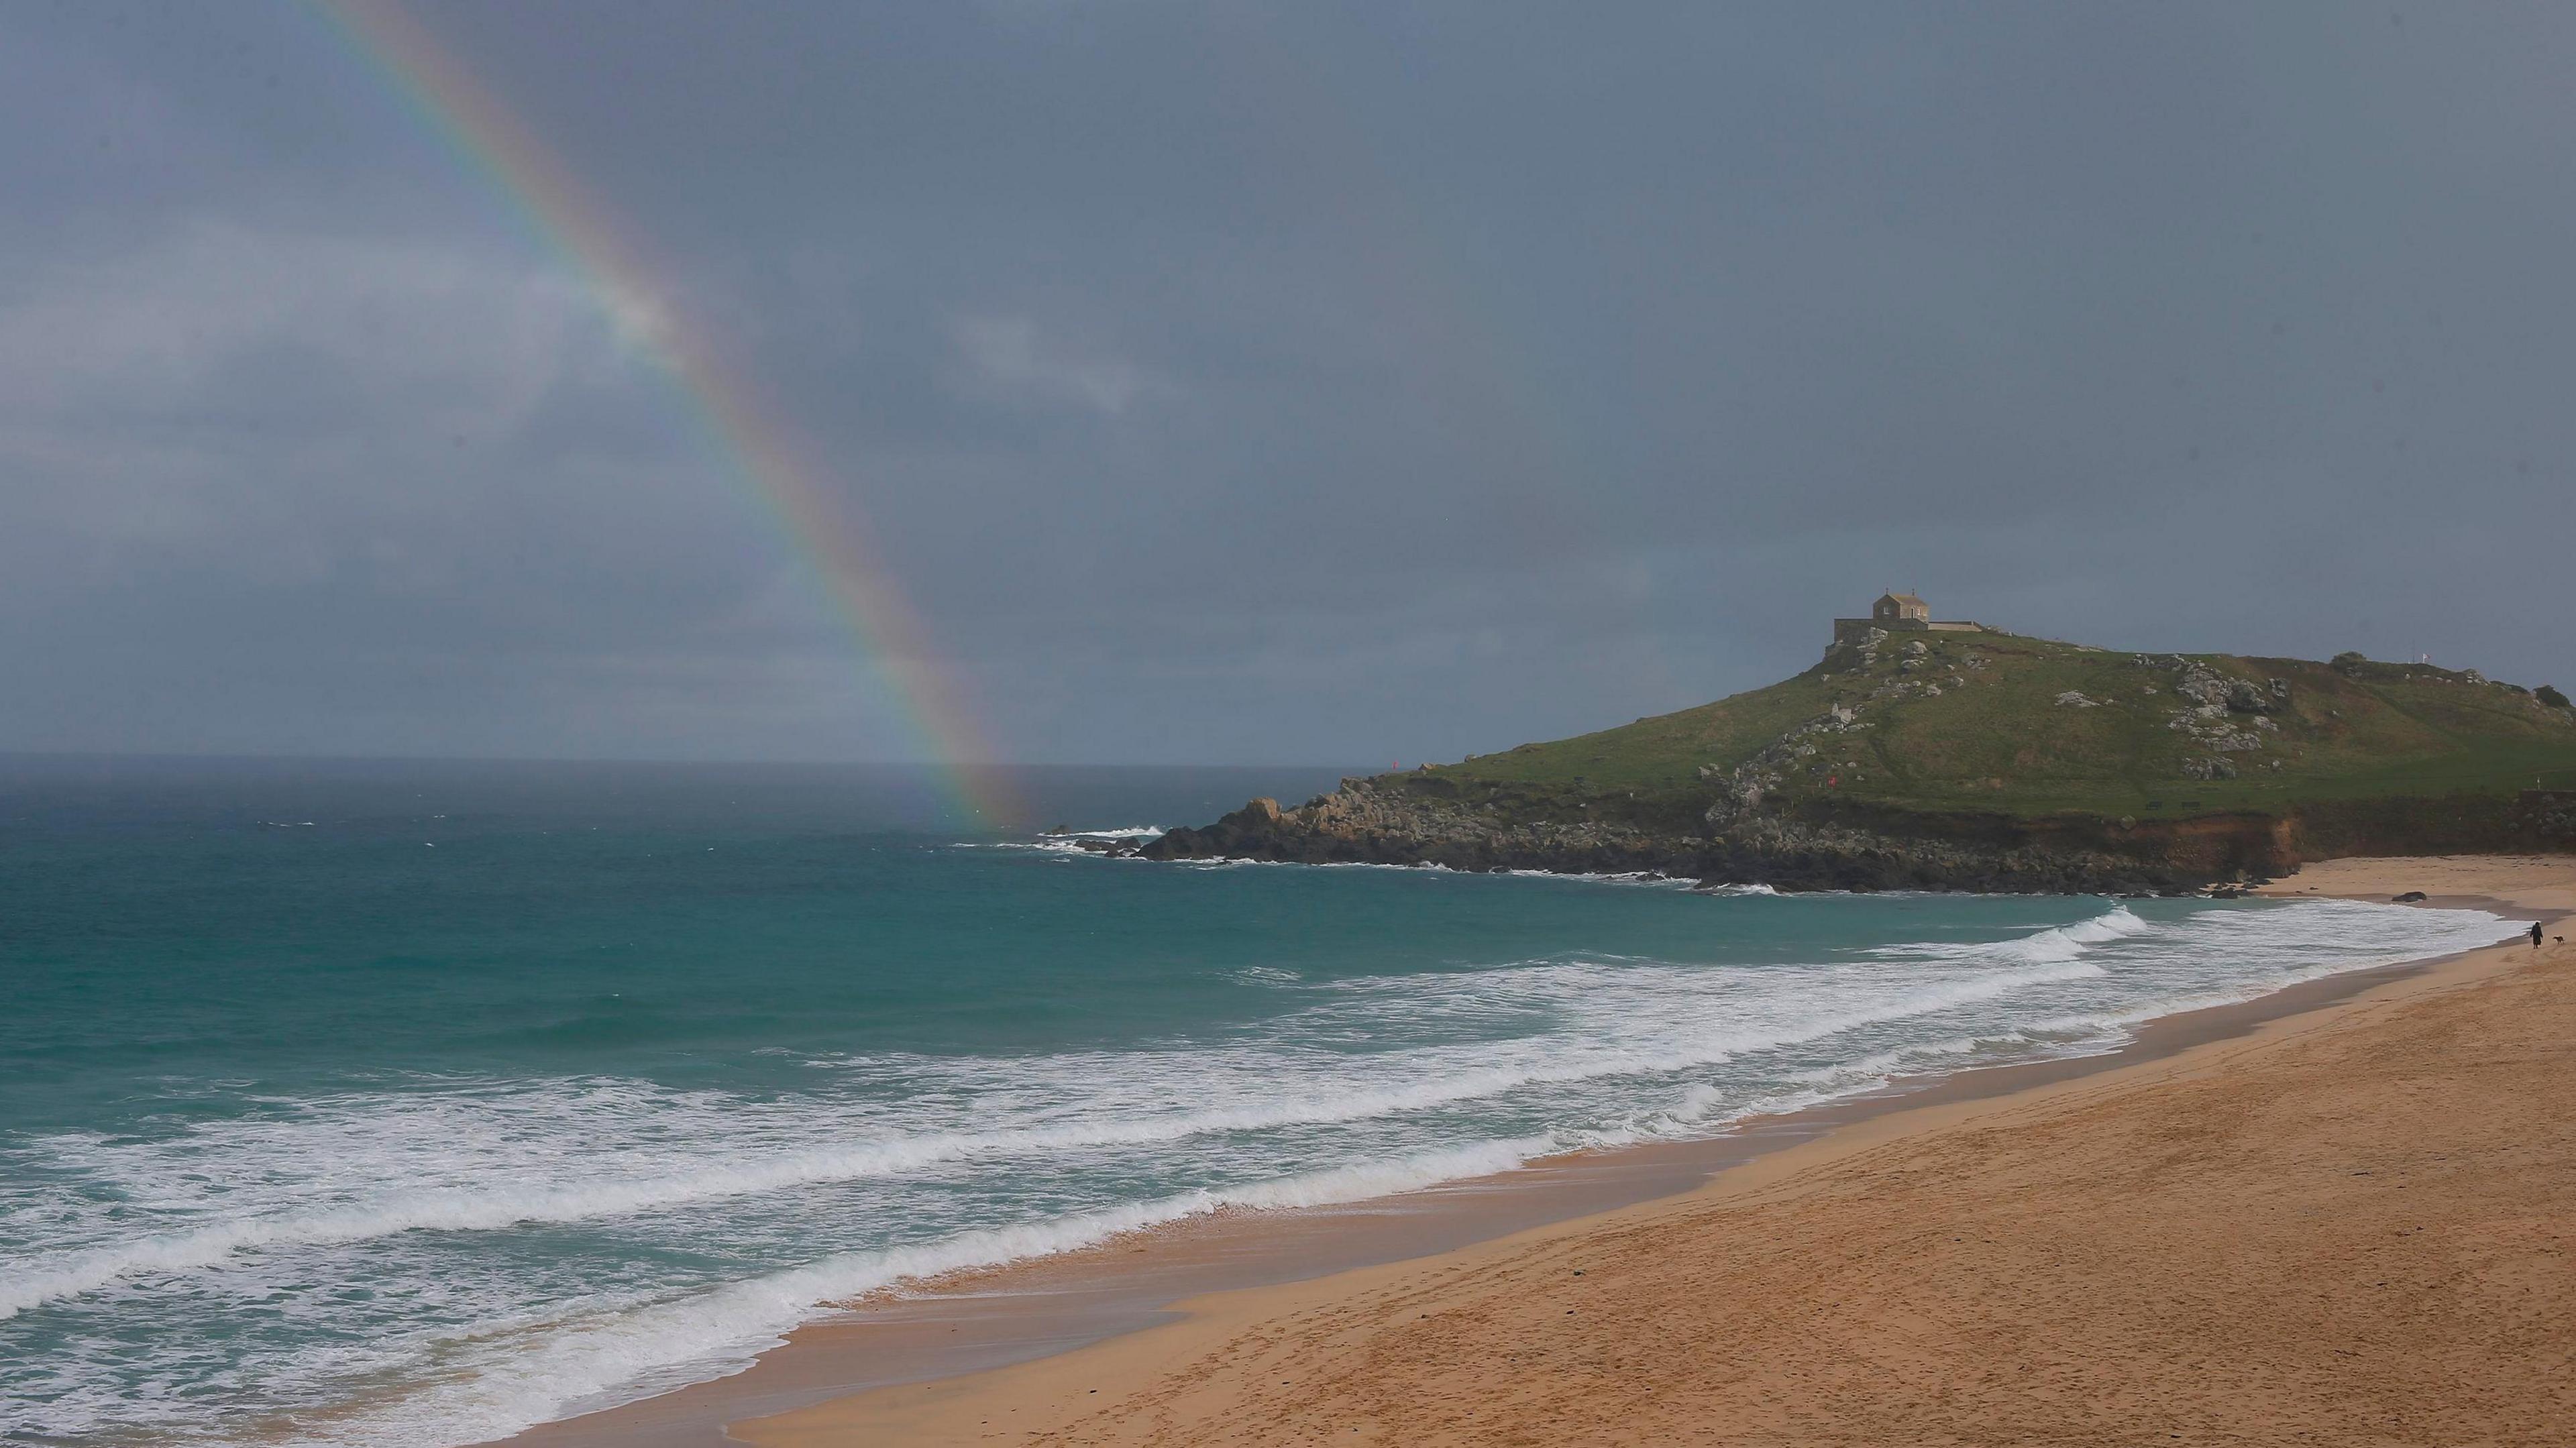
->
{"left": 0, "top": 758, "right": 2514, "bottom": 1446}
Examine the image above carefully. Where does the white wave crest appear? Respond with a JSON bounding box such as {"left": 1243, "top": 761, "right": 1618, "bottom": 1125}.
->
{"left": 262, "top": 1137, "right": 1548, "bottom": 1448}
{"left": 0, "top": 945, "right": 2108, "bottom": 1319}
{"left": 1864, "top": 903, "right": 2151, "bottom": 966}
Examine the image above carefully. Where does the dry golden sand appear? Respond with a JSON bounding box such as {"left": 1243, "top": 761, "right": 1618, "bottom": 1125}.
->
{"left": 743, "top": 856, "right": 2576, "bottom": 1447}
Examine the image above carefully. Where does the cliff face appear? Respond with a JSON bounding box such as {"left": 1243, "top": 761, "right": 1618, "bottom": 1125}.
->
{"left": 1130, "top": 780, "right": 2298, "bottom": 894}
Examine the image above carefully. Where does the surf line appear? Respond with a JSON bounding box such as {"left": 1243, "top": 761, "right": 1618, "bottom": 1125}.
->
{"left": 307, "top": 0, "right": 1019, "bottom": 826}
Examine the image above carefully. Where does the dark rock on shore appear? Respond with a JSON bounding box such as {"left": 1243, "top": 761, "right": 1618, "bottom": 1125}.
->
{"left": 1130, "top": 779, "right": 2273, "bottom": 895}
{"left": 1136, "top": 786, "right": 1674, "bottom": 877}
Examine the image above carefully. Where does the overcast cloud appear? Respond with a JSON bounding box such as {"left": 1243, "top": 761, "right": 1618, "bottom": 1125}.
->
{"left": 3, "top": 1, "right": 2570, "bottom": 765}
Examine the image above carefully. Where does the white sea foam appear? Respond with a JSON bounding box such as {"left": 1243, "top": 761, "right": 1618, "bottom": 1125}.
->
{"left": 1173, "top": 857, "right": 1691, "bottom": 887}
{"left": 967, "top": 826, "right": 1169, "bottom": 855}
{"left": 254, "top": 1137, "right": 1552, "bottom": 1448}
{"left": 0, "top": 946, "right": 2106, "bottom": 1319}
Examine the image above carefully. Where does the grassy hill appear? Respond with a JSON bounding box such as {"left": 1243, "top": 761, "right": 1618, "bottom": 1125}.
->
{"left": 1407, "top": 630, "right": 2576, "bottom": 833}
{"left": 1140, "top": 628, "right": 2576, "bottom": 889}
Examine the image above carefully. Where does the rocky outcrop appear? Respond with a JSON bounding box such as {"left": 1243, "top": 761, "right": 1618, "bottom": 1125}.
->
{"left": 1700, "top": 704, "right": 1874, "bottom": 831}
{"left": 2144, "top": 656, "right": 2284, "bottom": 771}
{"left": 2515, "top": 791, "right": 2576, "bottom": 844}
{"left": 1130, "top": 779, "right": 2286, "bottom": 895}
{"left": 1684, "top": 810, "right": 2280, "bottom": 894}
{"left": 1136, "top": 784, "right": 1676, "bottom": 875}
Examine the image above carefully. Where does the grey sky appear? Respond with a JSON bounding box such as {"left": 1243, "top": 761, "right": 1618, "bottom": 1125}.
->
{"left": 3, "top": 1, "right": 2570, "bottom": 765}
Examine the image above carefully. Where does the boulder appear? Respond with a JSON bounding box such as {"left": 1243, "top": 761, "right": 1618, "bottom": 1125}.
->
{"left": 2175, "top": 673, "right": 2229, "bottom": 708}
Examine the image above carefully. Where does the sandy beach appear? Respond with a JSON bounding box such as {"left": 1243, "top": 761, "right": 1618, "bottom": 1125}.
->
{"left": 733, "top": 855, "right": 2576, "bottom": 1446}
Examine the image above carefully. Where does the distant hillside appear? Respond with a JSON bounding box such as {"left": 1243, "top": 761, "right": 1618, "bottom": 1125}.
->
{"left": 1433, "top": 630, "right": 2576, "bottom": 822}
{"left": 1139, "top": 629, "right": 2576, "bottom": 892}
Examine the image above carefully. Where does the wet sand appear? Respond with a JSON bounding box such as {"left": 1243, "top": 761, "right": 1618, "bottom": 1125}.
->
{"left": 500, "top": 855, "right": 2571, "bottom": 1447}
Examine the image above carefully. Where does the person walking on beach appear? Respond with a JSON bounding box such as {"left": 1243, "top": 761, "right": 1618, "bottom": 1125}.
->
{"left": 2534, "top": 922, "right": 2546, "bottom": 949}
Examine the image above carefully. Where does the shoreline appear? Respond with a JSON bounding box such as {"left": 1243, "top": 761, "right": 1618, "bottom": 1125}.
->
{"left": 736, "top": 854, "right": 2575, "bottom": 1445}
{"left": 496, "top": 860, "right": 2559, "bottom": 1448}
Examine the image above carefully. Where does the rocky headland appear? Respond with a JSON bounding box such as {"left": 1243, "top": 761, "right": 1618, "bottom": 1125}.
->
{"left": 1110, "top": 630, "right": 2576, "bottom": 894}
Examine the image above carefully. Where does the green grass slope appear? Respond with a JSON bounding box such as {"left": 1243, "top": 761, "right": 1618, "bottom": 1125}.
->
{"left": 1410, "top": 632, "right": 2576, "bottom": 829}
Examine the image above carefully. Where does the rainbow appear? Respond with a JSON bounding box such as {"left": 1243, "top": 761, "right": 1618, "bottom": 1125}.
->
{"left": 309, "top": 0, "right": 1018, "bottom": 826}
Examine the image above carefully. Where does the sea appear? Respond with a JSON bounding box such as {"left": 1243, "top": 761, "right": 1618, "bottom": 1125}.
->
{"left": 0, "top": 755, "right": 2517, "bottom": 1447}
